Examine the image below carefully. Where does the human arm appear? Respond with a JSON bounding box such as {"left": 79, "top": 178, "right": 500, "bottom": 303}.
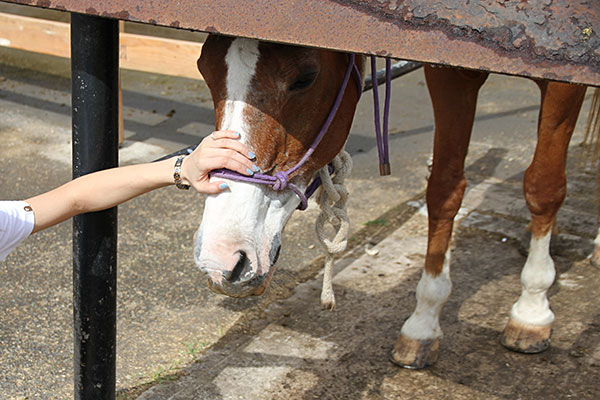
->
{"left": 26, "top": 130, "right": 256, "bottom": 233}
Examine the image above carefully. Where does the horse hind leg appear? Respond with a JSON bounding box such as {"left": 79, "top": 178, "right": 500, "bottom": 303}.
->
{"left": 501, "top": 81, "right": 586, "bottom": 353}
{"left": 391, "top": 65, "right": 488, "bottom": 368}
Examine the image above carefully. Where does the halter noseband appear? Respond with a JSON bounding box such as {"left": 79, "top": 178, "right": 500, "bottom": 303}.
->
{"left": 210, "top": 53, "right": 391, "bottom": 210}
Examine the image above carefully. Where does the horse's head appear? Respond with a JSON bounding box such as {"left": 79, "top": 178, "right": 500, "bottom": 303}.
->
{"left": 195, "top": 35, "right": 363, "bottom": 297}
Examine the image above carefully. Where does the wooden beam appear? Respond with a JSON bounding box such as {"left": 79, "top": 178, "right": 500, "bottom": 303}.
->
{"left": 0, "top": 12, "right": 70, "bottom": 59}
{"left": 0, "top": 12, "right": 204, "bottom": 80}
{"left": 119, "top": 32, "right": 203, "bottom": 80}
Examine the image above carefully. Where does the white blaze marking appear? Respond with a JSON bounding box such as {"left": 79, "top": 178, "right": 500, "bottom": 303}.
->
{"left": 202, "top": 38, "right": 264, "bottom": 252}
{"left": 509, "top": 231, "right": 555, "bottom": 326}
{"left": 221, "top": 38, "right": 259, "bottom": 143}
{"left": 401, "top": 249, "right": 452, "bottom": 341}
{"left": 197, "top": 38, "right": 299, "bottom": 274}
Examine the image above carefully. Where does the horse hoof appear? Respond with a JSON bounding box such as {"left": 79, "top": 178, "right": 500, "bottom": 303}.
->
{"left": 390, "top": 335, "right": 439, "bottom": 369}
{"left": 501, "top": 318, "right": 551, "bottom": 353}
{"left": 590, "top": 248, "right": 600, "bottom": 270}
{"left": 320, "top": 298, "right": 336, "bottom": 310}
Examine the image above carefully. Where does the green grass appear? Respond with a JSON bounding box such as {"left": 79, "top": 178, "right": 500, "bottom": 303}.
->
{"left": 116, "top": 337, "right": 211, "bottom": 399}
{"left": 184, "top": 339, "right": 208, "bottom": 356}
{"left": 364, "top": 217, "right": 387, "bottom": 227}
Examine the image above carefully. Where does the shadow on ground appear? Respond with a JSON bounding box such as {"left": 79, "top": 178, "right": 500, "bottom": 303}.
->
{"left": 133, "top": 146, "right": 600, "bottom": 399}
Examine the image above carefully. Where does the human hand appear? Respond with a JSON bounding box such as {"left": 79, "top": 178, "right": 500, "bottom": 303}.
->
{"left": 180, "top": 130, "right": 258, "bottom": 194}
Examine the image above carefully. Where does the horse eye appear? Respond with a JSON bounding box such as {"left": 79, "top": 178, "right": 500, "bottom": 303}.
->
{"left": 289, "top": 71, "right": 318, "bottom": 91}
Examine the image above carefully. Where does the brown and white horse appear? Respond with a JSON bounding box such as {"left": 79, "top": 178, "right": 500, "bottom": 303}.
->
{"left": 194, "top": 35, "right": 363, "bottom": 298}
{"left": 195, "top": 34, "right": 597, "bottom": 368}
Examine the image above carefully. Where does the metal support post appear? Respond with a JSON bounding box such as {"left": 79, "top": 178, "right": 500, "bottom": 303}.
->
{"left": 71, "top": 13, "right": 119, "bottom": 400}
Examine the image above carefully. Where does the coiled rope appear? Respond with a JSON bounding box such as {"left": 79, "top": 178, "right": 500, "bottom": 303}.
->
{"left": 315, "top": 150, "right": 352, "bottom": 310}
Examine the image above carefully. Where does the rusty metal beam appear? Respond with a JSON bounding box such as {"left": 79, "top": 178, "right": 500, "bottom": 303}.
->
{"left": 1, "top": 1, "right": 598, "bottom": 86}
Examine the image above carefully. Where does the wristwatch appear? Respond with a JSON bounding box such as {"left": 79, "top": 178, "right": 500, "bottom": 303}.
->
{"left": 173, "top": 156, "right": 190, "bottom": 190}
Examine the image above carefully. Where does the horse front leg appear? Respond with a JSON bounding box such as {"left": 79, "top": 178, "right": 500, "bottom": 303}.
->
{"left": 391, "top": 66, "right": 488, "bottom": 368}
{"left": 501, "top": 81, "right": 586, "bottom": 353}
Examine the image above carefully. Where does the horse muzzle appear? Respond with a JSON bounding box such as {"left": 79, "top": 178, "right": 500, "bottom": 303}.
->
{"left": 204, "top": 270, "right": 270, "bottom": 298}
{"left": 196, "top": 255, "right": 264, "bottom": 297}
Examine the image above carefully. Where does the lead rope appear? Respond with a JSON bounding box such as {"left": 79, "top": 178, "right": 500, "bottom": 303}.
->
{"left": 318, "top": 56, "right": 392, "bottom": 310}
{"left": 315, "top": 150, "right": 352, "bottom": 310}
{"left": 371, "top": 56, "right": 392, "bottom": 176}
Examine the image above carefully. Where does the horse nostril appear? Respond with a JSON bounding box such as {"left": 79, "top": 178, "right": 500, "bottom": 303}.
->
{"left": 270, "top": 243, "right": 281, "bottom": 266}
{"left": 228, "top": 251, "right": 253, "bottom": 283}
{"left": 221, "top": 269, "right": 233, "bottom": 281}
{"left": 269, "top": 233, "right": 282, "bottom": 266}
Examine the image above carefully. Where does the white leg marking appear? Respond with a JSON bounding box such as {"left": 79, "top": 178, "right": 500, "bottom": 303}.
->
{"left": 401, "top": 249, "right": 452, "bottom": 341}
{"left": 510, "top": 231, "right": 555, "bottom": 326}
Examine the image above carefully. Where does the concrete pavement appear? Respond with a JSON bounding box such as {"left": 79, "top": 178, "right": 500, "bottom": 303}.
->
{"left": 137, "top": 84, "right": 600, "bottom": 399}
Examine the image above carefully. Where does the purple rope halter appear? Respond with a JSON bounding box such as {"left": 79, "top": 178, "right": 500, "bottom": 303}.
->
{"left": 210, "top": 54, "right": 362, "bottom": 211}
{"left": 210, "top": 54, "right": 391, "bottom": 210}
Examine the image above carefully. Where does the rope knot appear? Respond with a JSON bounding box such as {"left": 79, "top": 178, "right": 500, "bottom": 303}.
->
{"left": 272, "top": 171, "right": 289, "bottom": 191}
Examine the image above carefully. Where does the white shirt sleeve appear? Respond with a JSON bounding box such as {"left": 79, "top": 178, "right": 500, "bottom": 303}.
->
{"left": 0, "top": 201, "right": 35, "bottom": 262}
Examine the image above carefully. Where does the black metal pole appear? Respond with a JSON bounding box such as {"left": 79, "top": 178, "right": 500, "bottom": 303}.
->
{"left": 71, "top": 13, "right": 119, "bottom": 400}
